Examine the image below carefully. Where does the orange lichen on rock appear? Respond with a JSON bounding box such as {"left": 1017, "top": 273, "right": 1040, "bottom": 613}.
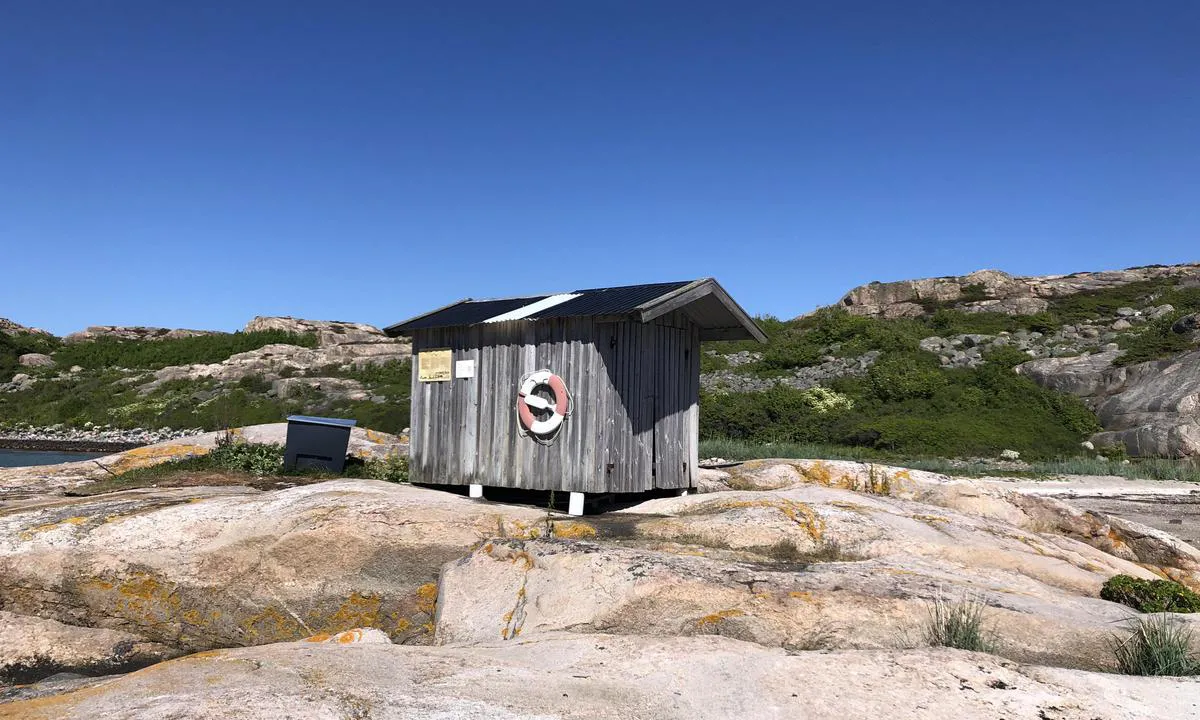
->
{"left": 552, "top": 521, "right": 597, "bottom": 539}
{"left": 694, "top": 608, "right": 745, "bottom": 628}
{"left": 106, "top": 444, "right": 212, "bottom": 474}
{"left": 18, "top": 516, "right": 89, "bottom": 541}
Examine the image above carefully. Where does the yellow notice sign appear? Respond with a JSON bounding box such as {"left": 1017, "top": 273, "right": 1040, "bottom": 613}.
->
{"left": 418, "top": 349, "right": 452, "bottom": 382}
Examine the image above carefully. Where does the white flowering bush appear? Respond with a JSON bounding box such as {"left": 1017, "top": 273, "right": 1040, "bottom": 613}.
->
{"left": 799, "top": 386, "right": 854, "bottom": 414}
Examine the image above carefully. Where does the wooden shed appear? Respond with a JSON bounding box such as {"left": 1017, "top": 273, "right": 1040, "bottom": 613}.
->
{"left": 384, "top": 279, "right": 765, "bottom": 514}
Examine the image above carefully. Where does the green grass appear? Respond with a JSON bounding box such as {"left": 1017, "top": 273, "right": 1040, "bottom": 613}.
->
{"left": 698, "top": 438, "right": 1200, "bottom": 483}
{"left": 924, "top": 595, "right": 998, "bottom": 653}
{"left": 1111, "top": 615, "right": 1199, "bottom": 676}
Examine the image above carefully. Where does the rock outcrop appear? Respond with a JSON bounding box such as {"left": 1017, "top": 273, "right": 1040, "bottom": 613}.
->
{"left": 135, "top": 319, "right": 411, "bottom": 396}
{"left": 437, "top": 481, "right": 1200, "bottom": 670}
{"left": 0, "top": 480, "right": 546, "bottom": 654}
{"left": 3, "top": 446, "right": 1200, "bottom": 713}
{"left": 0, "top": 318, "right": 51, "bottom": 337}
{"left": 62, "top": 327, "right": 219, "bottom": 344}
{"left": 244, "top": 316, "right": 393, "bottom": 346}
{"left": 6, "top": 633, "right": 1199, "bottom": 720}
{"left": 839, "top": 264, "right": 1200, "bottom": 318}
{"left": 1019, "top": 349, "right": 1200, "bottom": 457}
{"left": 0, "top": 611, "right": 178, "bottom": 684}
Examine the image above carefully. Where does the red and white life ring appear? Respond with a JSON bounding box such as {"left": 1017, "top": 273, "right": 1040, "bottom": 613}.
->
{"left": 517, "top": 370, "right": 570, "bottom": 437}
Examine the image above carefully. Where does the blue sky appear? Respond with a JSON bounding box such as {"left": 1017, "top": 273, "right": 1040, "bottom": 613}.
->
{"left": 2, "top": 1, "right": 1197, "bottom": 335}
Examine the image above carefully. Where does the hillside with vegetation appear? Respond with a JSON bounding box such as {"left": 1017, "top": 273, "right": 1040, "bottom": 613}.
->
{"left": 3, "top": 263, "right": 1199, "bottom": 461}
{"left": 0, "top": 318, "right": 413, "bottom": 437}
{"left": 699, "top": 264, "right": 1200, "bottom": 461}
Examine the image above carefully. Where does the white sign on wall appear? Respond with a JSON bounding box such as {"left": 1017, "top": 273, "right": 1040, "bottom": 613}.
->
{"left": 455, "top": 360, "right": 476, "bottom": 379}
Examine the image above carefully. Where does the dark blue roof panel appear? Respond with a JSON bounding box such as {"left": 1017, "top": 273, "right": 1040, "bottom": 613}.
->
{"left": 528, "top": 281, "right": 692, "bottom": 319}
{"left": 389, "top": 296, "right": 548, "bottom": 332}
{"left": 385, "top": 282, "right": 694, "bottom": 333}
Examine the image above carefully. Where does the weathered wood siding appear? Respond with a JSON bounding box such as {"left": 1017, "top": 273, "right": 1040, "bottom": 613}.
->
{"left": 409, "top": 314, "right": 699, "bottom": 493}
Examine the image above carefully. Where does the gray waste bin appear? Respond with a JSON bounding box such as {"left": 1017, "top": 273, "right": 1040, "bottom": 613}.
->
{"left": 284, "top": 415, "right": 357, "bottom": 473}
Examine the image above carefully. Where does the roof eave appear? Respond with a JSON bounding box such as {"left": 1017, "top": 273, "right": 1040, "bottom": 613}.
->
{"left": 636, "top": 278, "right": 767, "bottom": 343}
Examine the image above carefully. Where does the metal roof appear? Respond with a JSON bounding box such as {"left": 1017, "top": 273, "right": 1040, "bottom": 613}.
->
{"left": 286, "top": 415, "right": 358, "bottom": 428}
{"left": 384, "top": 278, "right": 766, "bottom": 342}
{"left": 527, "top": 281, "right": 691, "bottom": 319}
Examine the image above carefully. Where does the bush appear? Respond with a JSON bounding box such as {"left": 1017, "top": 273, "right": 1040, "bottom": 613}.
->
{"left": 1101, "top": 575, "right": 1200, "bottom": 614}
{"left": 206, "top": 437, "right": 285, "bottom": 475}
{"left": 51, "top": 330, "right": 318, "bottom": 371}
{"left": 1111, "top": 614, "right": 1199, "bottom": 676}
{"left": 362, "top": 454, "right": 409, "bottom": 483}
{"left": 924, "top": 595, "right": 997, "bottom": 653}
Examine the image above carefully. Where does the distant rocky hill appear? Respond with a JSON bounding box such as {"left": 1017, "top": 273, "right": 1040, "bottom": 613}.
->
{"left": 703, "top": 263, "right": 1200, "bottom": 459}
{"left": 0, "top": 317, "right": 412, "bottom": 440}
{"left": 837, "top": 264, "right": 1200, "bottom": 318}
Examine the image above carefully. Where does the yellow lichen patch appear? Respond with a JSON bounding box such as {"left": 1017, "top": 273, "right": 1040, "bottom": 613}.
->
{"left": 107, "top": 444, "right": 212, "bottom": 474}
{"left": 788, "top": 591, "right": 814, "bottom": 601}
{"left": 318, "top": 592, "right": 382, "bottom": 633}
{"left": 18, "top": 516, "right": 89, "bottom": 541}
{"left": 799, "top": 460, "right": 840, "bottom": 488}
{"left": 692, "top": 497, "right": 826, "bottom": 542}
{"left": 394, "top": 618, "right": 411, "bottom": 632}
{"left": 552, "top": 521, "right": 597, "bottom": 539}
{"left": 415, "top": 583, "right": 438, "bottom": 616}
{"left": 241, "top": 605, "right": 302, "bottom": 642}
{"left": 913, "top": 514, "right": 950, "bottom": 524}
{"left": 694, "top": 608, "right": 745, "bottom": 628}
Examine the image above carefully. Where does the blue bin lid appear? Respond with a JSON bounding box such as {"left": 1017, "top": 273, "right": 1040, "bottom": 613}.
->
{"left": 286, "top": 415, "right": 357, "bottom": 428}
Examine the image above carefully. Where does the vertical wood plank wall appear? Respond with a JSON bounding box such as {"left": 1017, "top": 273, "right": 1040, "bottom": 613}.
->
{"left": 409, "top": 313, "right": 699, "bottom": 493}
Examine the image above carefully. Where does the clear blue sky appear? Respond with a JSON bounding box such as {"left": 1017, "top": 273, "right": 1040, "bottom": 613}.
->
{"left": 2, "top": 1, "right": 1197, "bottom": 335}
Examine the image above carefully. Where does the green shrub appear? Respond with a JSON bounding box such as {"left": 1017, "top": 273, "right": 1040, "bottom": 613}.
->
{"left": 206, "top": 437, "right": 285, "bottom": 475}
{"left": 924, "top": 595, "right": 997, "bottom": 653}
{"left": 1111, "top": 614, "right": 1199, "bottom": 676}
{"left": 1101, "top": 575, "right": 1200, "bottom": 614}
{"left": 866, "top": 352, "right": 946, "bottom": 402}
{"left": 362, "top": 454, "right": 409, "bottom": 483}
{"left": 51, "top": 330, "right": 318, "bottom": 371}
{"left": 0, "top": 332, "right": 61, "bottom": 379}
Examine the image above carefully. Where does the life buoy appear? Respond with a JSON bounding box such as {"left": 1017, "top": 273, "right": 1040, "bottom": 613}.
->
{"left": 517, "top": 370, "right": 570, "bottom": 438}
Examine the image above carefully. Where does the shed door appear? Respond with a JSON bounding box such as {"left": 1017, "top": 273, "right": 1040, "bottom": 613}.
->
{"left": 653, "top": 325, "right": 691, "bottom": 488}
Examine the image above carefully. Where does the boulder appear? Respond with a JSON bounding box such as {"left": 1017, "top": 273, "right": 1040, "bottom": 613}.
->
{"left": 1173, "top": 312, "right": 1200, "bottom": 335}
{"left": 0, "top": 480, "right": 548, "bottom": 653}
{"left": 0, "top": 610, "right": 179, "bottom": 684}
{"left": 1, "top": 374, "right": 35, "bottom": 393}
{"left": 7, "top": 634, "right": 1199, "bottom": 720}
{"left": 17, "top": 354, "right": 54, "bottom": 368}
{"left": 1015, "top": 350, "right": 1119, "bottom": 396}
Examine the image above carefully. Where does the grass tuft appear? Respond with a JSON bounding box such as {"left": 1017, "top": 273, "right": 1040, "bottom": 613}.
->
{"left": 1111, "top": 614, "right": 1200, "bottom": 676}
{"left": 924, "top": 595, "right": 998, "bottom": 653}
